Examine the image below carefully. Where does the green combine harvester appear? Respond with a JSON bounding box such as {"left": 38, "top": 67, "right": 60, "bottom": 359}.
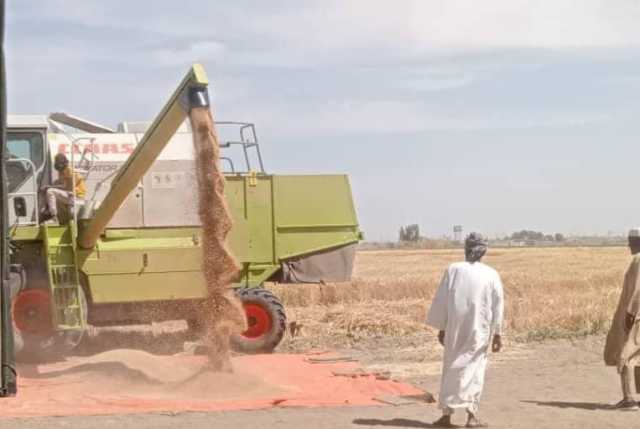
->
{"left": 3, "top": 64, "right": 362, "bottom": 358}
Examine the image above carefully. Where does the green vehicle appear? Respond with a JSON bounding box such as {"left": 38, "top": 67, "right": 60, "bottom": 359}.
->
{"left": 4, "top": 65, "right": 362, "bottom": 357}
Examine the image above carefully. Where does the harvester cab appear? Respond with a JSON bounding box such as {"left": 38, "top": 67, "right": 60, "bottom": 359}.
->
{"left": 5, "top": 64, "right": 363, "bottom": 359}
{"left": 5, "top": 116, "right": 48, "bottom": 226}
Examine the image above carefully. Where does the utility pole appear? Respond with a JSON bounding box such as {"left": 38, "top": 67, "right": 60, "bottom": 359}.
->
{"left": 453, "top": 225, "right": 463, "bottom": 243}
{"left": 0, "top": 0, "right": 18, "bottom": 397}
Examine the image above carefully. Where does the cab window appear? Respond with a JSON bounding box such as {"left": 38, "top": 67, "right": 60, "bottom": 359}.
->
{"left": 7, "top": 132, "right": 45, "bottom": 167}
{"left": 6, "top": 132, "right": 45, "bottom": 193}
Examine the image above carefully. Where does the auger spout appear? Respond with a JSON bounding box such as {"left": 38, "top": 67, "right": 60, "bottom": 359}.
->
{"left": 78, "top": 64, "right": 209, "bottom": 249}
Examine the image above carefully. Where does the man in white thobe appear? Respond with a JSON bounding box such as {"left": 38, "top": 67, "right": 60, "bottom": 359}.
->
{"left": 426, "top": 233, "right": 504, "bottom": 428}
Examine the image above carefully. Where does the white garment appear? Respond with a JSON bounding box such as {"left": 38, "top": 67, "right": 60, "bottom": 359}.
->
{"left": 426, "top": 261, "right": 504, "bottom": 412}
{"left": 46, "top": 187, "right": 73, "bottom": 217}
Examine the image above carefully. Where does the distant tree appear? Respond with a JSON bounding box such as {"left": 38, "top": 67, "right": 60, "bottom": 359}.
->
{"left": 554, "top": 233, "right": 565, "bottom": 242}
{"left": 544, "top": 234, "right": 554, "bottom": 241}
{"left": 399, "top": 224, "right": 420, "bottom": 242}
{"left": 510, "top": 230, "right": 546, "bottom": 241}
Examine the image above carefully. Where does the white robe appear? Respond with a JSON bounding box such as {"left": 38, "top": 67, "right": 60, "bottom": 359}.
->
{"left": 426, "top": 261, "right": 504, "bottom": 412}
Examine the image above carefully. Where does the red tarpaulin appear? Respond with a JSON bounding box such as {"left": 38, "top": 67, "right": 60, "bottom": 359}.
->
{"left": 0, "top": 351, "right": 424, "bottom": 418}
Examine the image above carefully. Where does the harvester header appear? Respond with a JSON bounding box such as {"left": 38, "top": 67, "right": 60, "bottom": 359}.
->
{"left": 78, "top": 64, "right": 209, "bottom": 249}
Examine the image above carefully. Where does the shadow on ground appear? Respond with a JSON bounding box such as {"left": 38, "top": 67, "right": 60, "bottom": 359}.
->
{"left": 19, "top": 361, "right": 157, "bottom": 382}
{"left": 353, "top": 418, "right": 439, "bottom": 428}
{"left": 522, "top": 400, "right": 612, "bottom": 411}
{"left": 76, "top": 326, "right": 194, "bottom": 356}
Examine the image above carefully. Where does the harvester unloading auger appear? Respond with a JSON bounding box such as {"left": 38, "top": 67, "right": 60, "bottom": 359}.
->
{"left": 75, "top": 65, "right": 245, "bottom": 369}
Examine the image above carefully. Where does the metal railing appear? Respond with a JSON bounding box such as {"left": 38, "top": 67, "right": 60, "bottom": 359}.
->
{"left": 216, "top": 122, "right": 265, "bottom": 174}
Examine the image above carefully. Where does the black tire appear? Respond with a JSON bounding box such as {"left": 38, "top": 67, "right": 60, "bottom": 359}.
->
{"left": 8, "top": 273, "right": 23, "bottom": 355}
{"left": 231, "top": 288, "right": 286, "bottom": 354}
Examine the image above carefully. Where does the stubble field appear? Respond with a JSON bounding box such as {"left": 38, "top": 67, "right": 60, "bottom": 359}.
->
{"left": 273, "top": 246, "right": 629, "bottom": 351}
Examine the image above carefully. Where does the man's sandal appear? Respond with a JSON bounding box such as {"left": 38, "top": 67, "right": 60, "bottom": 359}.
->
{"left": 433, "top": 415, "right": 456, "bottom": 428}
{"left": 610, "top": 399, "right": 639, "bottom": 411}
{"left": 466, "top": 415, "right": 488, "bottom": 428}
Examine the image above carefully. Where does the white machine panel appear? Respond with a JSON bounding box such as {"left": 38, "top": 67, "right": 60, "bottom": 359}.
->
{"left": 143, "top": 160, "right": 199, "bottom": 227}
{"left": 52, "top": 132, "right": 200, "bottom": 228}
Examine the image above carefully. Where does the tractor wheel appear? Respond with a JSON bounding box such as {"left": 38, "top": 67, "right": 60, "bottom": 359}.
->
{"left": 12, "top": 289, "right": 53, "bottom": 338}
{"left": 12, "top": 288, "right": 55, "bottom": 361}
{"left": 231, "top": 288, "right": 286, "bottom": 354}
{"left": 12, "top": 287, "right": 88, "bottom": 361}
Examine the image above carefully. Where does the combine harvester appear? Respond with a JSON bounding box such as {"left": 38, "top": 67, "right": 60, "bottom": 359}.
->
{"left": 4, "top": 65, "right": 362, "bottom": 358}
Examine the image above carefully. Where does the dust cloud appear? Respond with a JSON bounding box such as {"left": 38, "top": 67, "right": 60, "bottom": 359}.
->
{"left": 20, "top": 349, "right": 284, "bottom": 403}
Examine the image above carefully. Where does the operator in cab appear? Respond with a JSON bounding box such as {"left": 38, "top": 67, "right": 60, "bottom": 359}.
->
{"left": 44, "top": 153, "right": 86, "bottom": 224}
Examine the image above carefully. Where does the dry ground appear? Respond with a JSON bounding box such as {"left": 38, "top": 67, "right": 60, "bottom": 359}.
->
{"left": 4, "top": 336, "right": 637, "bottom": 429}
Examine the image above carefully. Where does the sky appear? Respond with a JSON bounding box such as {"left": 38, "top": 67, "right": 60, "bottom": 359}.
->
{"left": 5, "top": 1, "right": 640, "bottom": 240}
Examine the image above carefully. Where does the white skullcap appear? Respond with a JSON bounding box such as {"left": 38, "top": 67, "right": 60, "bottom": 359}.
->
{"left": 629, "top": 228, "right": 640, "bottom": 238}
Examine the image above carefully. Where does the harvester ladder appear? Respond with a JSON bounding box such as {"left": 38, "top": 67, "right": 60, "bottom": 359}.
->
{"left": 42, "top": 225, "right": 85, "bottom": 331}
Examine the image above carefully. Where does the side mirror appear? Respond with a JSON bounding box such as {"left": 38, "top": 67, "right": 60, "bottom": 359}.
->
{"left": 13, "top": 197, "right": 27, "bottom": 218}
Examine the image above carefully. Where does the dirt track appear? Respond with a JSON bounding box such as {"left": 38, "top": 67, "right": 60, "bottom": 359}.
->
{"left": 1, "top": 334, "right": 639, "bottom": 428}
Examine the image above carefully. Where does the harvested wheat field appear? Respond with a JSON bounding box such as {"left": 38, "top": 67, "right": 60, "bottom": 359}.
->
{"left": 274, "top": 246, "right": 628, "bottom": 351}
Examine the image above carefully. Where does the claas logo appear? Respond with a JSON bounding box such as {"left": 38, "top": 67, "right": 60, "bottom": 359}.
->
{"left": 57, "top": 143, "right": 135, "bottom": 155}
